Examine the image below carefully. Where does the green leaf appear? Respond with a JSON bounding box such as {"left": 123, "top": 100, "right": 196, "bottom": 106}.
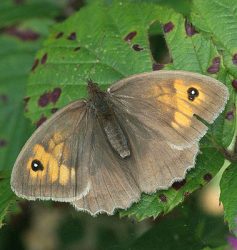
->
{"left": 191, "top": 0, "right": 237, "bottom": 78}
{"left": 27, "top": 1, "right": 163, "bottom": 121}
{"left": 190, "top": 0, "right": 237, "bottom": 236}
{"left": 26, "top": 0, "right": 233, "bottom": 220}
{"left": 128, "top": 205, "right": 229, "bottom": 250}
{"left": 0, "top": 174, "right": 18, "bottom": 228}
{"left": 0, "top": 0, "right": 63, "bottom": 28}
{"left": 220, "top": 163, "right": 237, "bottom": 236}
{"left": 202, "top": 247, "right": 229, "bottom": 250}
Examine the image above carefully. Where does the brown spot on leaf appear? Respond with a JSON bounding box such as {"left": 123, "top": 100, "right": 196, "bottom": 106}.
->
{"left": 74, "top": 46, "right": 81, "bottom": 51}
{"left": 38, "top": 88, "right": 62, "bottom": 107}
{"left": 0, "top": 139, "right": 7, "bottom": 148}
{"left": 172, "top": 179, "right": 186, "bottom": 190}
{"left": 207, "top": 57, "right": 220, "bottom": 74}
{"left": 132, "top": 44, "right": 143, "bottom": 51}
{"left": 56, "top": 32, "right": 64, "bottom": 39}
{"left": 36, "top": 116, "right": 47, "bottom": 128}
{"left": 31, "top": 59, "right": 39, "bottom": 71}
{"left": 163, "top": 22, "right": 174, "bottom": 33}
{"left": 232, "top": 54, "right": 237, "bottom": 65}
{"left": 232, "top": 79, "right": 237, "bottom": 90}
{"left": 67, "top": 32, "right": 77, "bottom": 40}
{"left": 51, "top": 88, "right": 61, "bottom": 104}
{"left": 185, "top": 19, "right": 198, "bottom": 36}
{"left": 5, "top": 27, "right": 39, "bottom": 41}
{"left": 41, "top": 53, "right": 48, "bottom": 64}
{"left": 38, "top": 92, "right": 51, "bottom": 107}
{"left": 152, "top": 63, "right": 164, "bottom": 71}
{"left": 0, "top": 95, "right": 8, "bottom": 104}
{"left": 24, "top": 97, "right": 30, "bottom": 104}
{"left": 51, "top": 108, "right": 58, "bottom": 114}
{"left": 159, "top": 194, "right": 167, "bottom": 202}
{"left": 184, "top": 192, "right": 190, "bottom": 197}
{"left": 226, "top": 111, "right": 234, "bottom": 121}
{"left": 203, "top": 173, "right": 213, "bottom": 182}
{"left": 23, "top": 97, "right": 30, "bottom": 112}
{"left": 124, "top": 31, "right": 137, "bottom": 42}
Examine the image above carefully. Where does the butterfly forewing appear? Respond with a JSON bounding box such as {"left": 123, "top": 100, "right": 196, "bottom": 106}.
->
{"left": 11, "top": 101, "right": 91, "bottom": 202}
{"left": 108, "top": 71, "right": 228, "bottom": 149}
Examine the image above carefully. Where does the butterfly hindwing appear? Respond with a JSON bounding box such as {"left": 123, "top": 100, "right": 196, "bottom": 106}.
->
{"left": 72, "top": 100, "right": 199, "bottom": 215}
{"left": 72, "top": 112, "right": 141, "bottom": 214}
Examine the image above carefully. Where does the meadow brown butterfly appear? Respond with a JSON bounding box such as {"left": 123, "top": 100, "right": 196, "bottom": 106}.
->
{"left": 11, "top": 70, "right": 229, "bottom": 215}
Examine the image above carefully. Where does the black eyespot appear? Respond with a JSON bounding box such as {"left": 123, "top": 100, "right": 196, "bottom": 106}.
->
{"left": 187, "top": 87, "right": 199, "bottom": 101}
{"left": 31, "top": 159, "right": 44, "bottom": 172}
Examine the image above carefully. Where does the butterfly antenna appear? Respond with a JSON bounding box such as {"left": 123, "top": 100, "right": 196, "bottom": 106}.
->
{"left": 87, "top": 78, "right": 98, "bottom": 85}
{"left": 87, "top": 79, "right": 99, "bottom": 96}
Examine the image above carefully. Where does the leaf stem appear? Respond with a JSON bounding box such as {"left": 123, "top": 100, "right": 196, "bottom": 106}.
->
{"left": 212, "top": 135, "right": 237, "bottom": 163}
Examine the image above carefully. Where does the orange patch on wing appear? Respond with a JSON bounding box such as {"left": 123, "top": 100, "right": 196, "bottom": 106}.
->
{"left": 33, "top": 144, "right": 45, "bottom": 156}
{"left": 59, "top": 165, "right": 70, "bottom": 185}
{"left": 151, "top": 85, "right": 172, "bottom": 98}
{"left": 153, "top": 79, "right": 207, "bottom": 129}
{"left": 27, "top": 157, "right": 36, "bottom": 178}
{"left": 173, "top": 80, "right": 192, "bottom": 128}
{"left": 174, "top": 79, "right": 205, "bottom": 102}
{"left": 28, "top": 142, "right": 71, "bottom": 185}
{"left": 48, "top": 139, "right": 55, "bottom": 151}
{"left": 71, "top": 168, "right": 75, "bottom": 180}
{"left": 48, "top": 156, "right": 59, "bottom": 182}
{"left": 172, "top": 79, "right": 207, "bottom": 128}
{"left": 28, "top": 144, "right": 50, "bottom": 180}
{"left": 53, "top": 132, "right": 64, "bottom": 144}
{"left": 51, "top": 141, "right": 69, "bottom": 162}
{"left": 52, "top": 143, "right": 64, "bottom": 159}
{"left": 172, "top": 112, "right": 191, "bottom": 128}
{"left": 155, "top": 81, "right": 193, "bottom": 128}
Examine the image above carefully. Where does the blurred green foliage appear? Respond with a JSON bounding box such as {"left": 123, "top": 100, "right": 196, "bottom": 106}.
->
{"left": 0, "top": 0, "right": 236, "bottom": 249}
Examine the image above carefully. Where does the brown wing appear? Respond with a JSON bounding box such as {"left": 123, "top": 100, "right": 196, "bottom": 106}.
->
{"left": 108, "top": 70, "right": 229, "bottom": 148}
{"left": 115, "top": 112, "right": 199, "bottom": 193}
{"left": 73, "top": 111, "right": 198, "bottom": 215}
{"left": 11, "top": 101, "right": 92, "bottom": 202}
{"left": 72, "top": 111, "right": 141, "bottom": 215}
{"left": 72, "top": 111, "right": 198, "bottom": 215}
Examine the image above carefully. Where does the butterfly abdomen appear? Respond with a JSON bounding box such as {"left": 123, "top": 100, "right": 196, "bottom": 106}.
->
{"left": 88, "top": 80, "right": 130, "bottom": 159}
{"left": 102, "top": 116, "right": 130, "bottom": 159}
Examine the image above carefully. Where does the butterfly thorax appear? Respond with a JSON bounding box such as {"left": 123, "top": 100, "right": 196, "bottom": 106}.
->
{"left": 87, "top": 80, "right": 130, "bottom": 159}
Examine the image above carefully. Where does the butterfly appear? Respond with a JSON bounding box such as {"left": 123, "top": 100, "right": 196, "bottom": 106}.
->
{"left": 11, "top": 70, "right": 229, "bottom": 215}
